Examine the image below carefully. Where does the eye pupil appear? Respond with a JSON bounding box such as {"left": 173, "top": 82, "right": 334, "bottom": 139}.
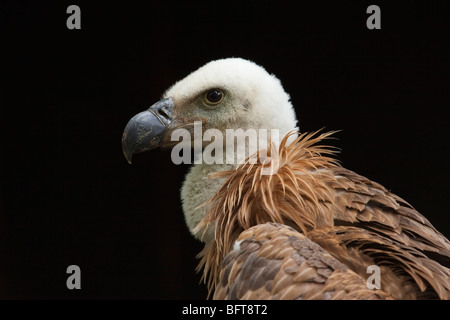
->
{"left": 206, "top": 89, "right": 223, "bottom": 104}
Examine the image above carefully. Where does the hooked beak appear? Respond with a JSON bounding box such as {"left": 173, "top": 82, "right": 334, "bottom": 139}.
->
{"left": 121, "top": 98, "right": 174, "bottom": 164}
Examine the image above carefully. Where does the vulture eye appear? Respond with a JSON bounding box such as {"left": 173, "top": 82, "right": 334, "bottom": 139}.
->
{"left": 204, "top": 89, "right": 224, "bottom": 105}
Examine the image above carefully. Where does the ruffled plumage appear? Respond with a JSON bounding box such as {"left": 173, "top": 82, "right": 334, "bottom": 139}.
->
{"left": 195, "top": 130, "right": 450, "bottom": 299}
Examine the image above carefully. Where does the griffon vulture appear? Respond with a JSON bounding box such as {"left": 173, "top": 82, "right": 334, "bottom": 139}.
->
{"left": 122, "top": 58, "right": 450, "bottom": 299}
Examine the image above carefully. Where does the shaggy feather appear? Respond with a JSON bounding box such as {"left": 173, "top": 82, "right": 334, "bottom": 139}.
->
{"left": 195, "top": 130, "right": 341, "bottom": 294}
{"left": 195, "top": 130, "right": 450, "bottom": 299}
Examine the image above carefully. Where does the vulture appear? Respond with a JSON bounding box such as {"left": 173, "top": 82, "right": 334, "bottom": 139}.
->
{"left": 122, "top": 58, "right": 450, "bottom": 300}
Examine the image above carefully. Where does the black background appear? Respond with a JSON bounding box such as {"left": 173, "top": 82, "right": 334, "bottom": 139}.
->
{"left": 1, "top": 1, "right": 449, "bottom": 299}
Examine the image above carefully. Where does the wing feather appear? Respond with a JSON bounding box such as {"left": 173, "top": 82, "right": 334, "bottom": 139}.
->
{"left": 214, "top": 223, "right": 393, "bottom": 300}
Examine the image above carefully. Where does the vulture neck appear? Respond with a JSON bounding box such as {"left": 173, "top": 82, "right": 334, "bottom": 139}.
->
{"left": 181, "top": 161, "right": 237, "bottom": 242}
{"left": 192, "top": 130, "right": 340, "bottom": 294}
{"left": 181, "top": 129, "right": 297, "bottom": 242}
{"left": 181, "top": 145, "right": 248, "bottom": 243}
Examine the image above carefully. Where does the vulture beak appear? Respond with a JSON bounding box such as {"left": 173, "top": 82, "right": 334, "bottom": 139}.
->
{"left": 122, "top": 98, "right": 174, "bottom": 164}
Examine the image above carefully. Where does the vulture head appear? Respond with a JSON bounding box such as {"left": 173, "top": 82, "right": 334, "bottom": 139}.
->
{"left": 122, "top": 58, "right": 297, "bottom": 159}
{"left": 122, "top": 58, "right": 299, "bottom": 240}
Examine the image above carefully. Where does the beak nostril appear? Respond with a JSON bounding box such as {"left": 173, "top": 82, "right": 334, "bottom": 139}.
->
{"left": 158, "top": 108, "right": 169, "bottom": 119}
{"left": 148, "top": 98, "right": 174, "bottom": 125}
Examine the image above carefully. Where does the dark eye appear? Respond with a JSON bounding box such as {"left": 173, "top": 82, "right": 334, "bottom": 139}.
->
{"left": 204, "top": 89, "right": 224, "bottom": 105}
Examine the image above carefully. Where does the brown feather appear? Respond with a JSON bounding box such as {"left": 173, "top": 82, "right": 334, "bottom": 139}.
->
{"left": 195, "top": 130, "right": 450, "bottom": 299}
{"left": 213, "top": 223, "right": 393, "bottom": 300}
